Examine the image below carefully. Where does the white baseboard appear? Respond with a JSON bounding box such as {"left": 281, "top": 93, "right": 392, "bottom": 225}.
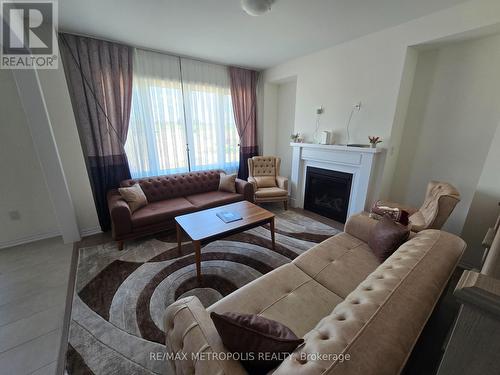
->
{"left": 80, "top": 226, "right": 102, "bottom": 237}
{"left": 0, "top": 229, "right": 61, "bottom": 250}
{"left": 0, "top": 225, "right": 103, "bottom": 250}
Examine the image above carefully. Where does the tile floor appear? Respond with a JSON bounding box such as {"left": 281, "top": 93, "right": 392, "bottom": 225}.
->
{"left": 0, "top": 237, "right": 73, "bottom": 375}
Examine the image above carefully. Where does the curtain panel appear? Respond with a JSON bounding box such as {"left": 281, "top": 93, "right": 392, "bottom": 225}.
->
{"left": 125, "top": 49, "right": 240, "bottom": 178}
{"left": 229, "top": 67, "right": 259, "bottom": 180}
{"left": 59, "top": 33, "right": 133, "bottom": 231}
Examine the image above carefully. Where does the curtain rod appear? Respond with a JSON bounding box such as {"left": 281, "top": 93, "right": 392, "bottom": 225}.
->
{"left": 58, "top": 29, "right": 262, "bottom": 72}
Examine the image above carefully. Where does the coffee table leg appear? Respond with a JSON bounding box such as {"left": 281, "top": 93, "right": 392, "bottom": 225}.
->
{"left": 270, "top": 217, "right": 276, "bottom": 251}
{"left": 176, "top": 223, "right": 182, "bottom": 255}
{"left": 193, "top": 240, "right": 202, "bottom": 282}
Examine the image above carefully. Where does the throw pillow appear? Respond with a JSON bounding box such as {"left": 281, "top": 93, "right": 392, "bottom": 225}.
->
{"left": 219, "top": 173, "right": 237, "bottom": 193}
{"left": 118, "top": 183, "right": 148, "bottom": 213}
{"left": 210, "top": 312, "right": 303, "bottom": 372}
{"left": 254, "top": 176, "right": 277, "bottom": 188}
{"left": 369, "top": 200, "right": 410, "bottom": 226}
{"left": 368, "top": 215, "right": 410, "bottom": 262}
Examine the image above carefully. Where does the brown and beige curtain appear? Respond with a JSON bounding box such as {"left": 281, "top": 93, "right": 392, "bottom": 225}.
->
{"left": 59, "top": 33, "right": 133, "bottom": 231}
{"left": 229, "top": 67, "right": 259, "bottom": 180}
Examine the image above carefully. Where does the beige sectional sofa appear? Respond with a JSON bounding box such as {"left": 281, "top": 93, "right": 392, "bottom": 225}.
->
{"left": 164, "top": 213, "right": 466, "bottom": 375}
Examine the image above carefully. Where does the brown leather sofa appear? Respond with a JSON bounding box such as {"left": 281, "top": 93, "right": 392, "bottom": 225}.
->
{"left": 164, "top": 213, "right": 466, "bottom": 375}
{"left": 107, "top": 170, "right": 254, "bottom": 249}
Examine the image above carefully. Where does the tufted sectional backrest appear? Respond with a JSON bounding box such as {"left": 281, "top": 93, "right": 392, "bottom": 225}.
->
{"left": 120, "top": 170, "right": 223, "bottom": 203}
{"left": 273, "top": 230, "right": 465, "bottom": 375}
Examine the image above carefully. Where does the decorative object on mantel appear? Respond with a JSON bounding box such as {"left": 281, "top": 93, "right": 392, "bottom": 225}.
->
{"left": 319, "top": 131, "right": 331, "bottom": 145}
{"left": 290, "top": 132, "right": 303, "bottom": 143}
{"left": 368, "top": 136, "right": 383, "bottom": 148}
{"left": 313, "top": 105, "right": 324, "bottom": 144}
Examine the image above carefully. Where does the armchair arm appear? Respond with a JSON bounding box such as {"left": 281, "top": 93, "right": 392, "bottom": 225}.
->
{"left": 107, "top": 190, "right": 132, "bottom": 239}
{"left": 375, "top": 200, "right": 419, "bottom": 215}
{"left": 235, "top": 178, "right": 254, "bottom": 203}
{"left": 164, "top": 296, "right": 247, "bottom": 375}
{"left": 276, "top": 175, "right": 288, "bottom": 191}
{"left": 247, "top": 176, "right": 257, "bottom": 190}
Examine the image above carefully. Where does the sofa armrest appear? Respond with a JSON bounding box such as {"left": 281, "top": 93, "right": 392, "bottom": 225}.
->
{"left": 235, "top": 178, "right": 254, "bottom": 202}
{"left": 376, "top": 200, "right": 419, "bottom": 215}
{"left": 247, "top": 177, "right": 258, "bottom": 196}
{"left": 165, "top": 296, "right": 247, "bottom": 375}
{"left": 107, "top": 190, "right": 132, "bottom": 239}
{"left": 344, "top": 212, "right": 378, "bottom": 243}
{"left": 276, "top": 175, "right": 288, "bottom": 191}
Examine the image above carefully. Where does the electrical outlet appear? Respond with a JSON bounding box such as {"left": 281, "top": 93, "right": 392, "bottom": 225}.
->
{"left": 354, "top": 102, "right": 362, "bottom": 111}
{"left": 8, "top": 210, "right": 21, "bottom": 221}
{"left": 316, "top": 106, "right": 324, "bottom": 115}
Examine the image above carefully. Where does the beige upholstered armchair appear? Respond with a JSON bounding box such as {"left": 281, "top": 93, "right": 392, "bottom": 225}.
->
{"left": 380, "top": 181, "right": 461, "bottom": 232}
{"left": 247, "top": 156, "right": 288, "bottom": 209}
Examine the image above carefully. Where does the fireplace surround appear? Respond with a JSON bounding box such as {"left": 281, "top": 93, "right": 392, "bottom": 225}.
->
{"left": 290, "top": 143, "right": 385, "bottom": 220}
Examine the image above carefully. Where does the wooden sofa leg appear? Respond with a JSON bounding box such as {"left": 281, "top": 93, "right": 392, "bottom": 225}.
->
{"left": 117, "top": 240, "right": 124, "bottom": 251}
{"left": 283, "top": 200, "right": 288, "bottom": 210}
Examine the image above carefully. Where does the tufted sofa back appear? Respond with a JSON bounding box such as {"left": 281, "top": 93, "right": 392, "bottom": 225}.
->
{"left": 273, "top": 230, "right": 465, "bottom": 375}
{"left": 120, "top": 170, "right": 223, "bottom": 203}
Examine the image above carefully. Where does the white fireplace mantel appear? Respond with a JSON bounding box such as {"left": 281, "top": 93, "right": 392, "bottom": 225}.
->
{"left": 289, "top": 142, "right": 385, "bottom": 219}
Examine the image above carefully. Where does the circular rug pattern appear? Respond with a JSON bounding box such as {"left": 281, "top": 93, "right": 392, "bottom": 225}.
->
{"left": 65, "top": 209, "right": 339, "bottom": 374}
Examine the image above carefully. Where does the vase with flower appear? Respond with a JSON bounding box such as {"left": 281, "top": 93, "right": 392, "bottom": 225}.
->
{"left": 368, "top": 136, "right": 382, "bottom": 148}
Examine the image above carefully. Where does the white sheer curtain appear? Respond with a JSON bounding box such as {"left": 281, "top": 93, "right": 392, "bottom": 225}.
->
{"left": 125, "top": 49, "right": 239, "bottom": 178}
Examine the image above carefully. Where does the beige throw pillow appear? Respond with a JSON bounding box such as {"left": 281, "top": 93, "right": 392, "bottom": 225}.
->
{"left": 118, "top": 183, "right": 148, "bottom": 213}
{"left": 219, "top": 173, "right": 237, "bottom": 193}
{"left": 254, "top": 176, "right": 277, "bottom": 188}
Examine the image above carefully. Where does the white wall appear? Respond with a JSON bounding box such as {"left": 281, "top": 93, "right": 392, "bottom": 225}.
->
{"left": 0, "top": 70, "right": 59, "bottom": 247}
{"left": 262, "top": 0, "right": 500, "bottom": 199}
{"left": 37, "top": 64, "right": 100, "bottom": 234}
{"left": 275, "top": 80, "right": 297, "bottom": 180}
{"left": 460, "top": 122, "right": 500, "bottom": 267}
{"left": 392, "top": 35, "right": 500, "bottom": 242}
{"left": 0, "top": 56, "right": 100, "bottom": 247}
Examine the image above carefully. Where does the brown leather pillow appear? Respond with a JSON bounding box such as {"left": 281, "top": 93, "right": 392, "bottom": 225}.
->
{"left": 219, "top": 173, "right": 237, "bottom": 193}
{"left": 368, "top": 215, "right": 410, "bottom": 262}
{"left": 210, "top": 312, "right": 303, "bottom": 372}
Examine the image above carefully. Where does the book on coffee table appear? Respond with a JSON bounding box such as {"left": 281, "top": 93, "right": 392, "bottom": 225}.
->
{"left": 216, "top": 211, "right": 243, "bottom": 223}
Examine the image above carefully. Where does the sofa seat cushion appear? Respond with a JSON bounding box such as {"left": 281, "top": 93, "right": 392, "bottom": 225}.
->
{"left": 185, "top": 191, "right": 243, "bottom": 209}
{"left": 208, "top": 264, "right": 343, "bottom": 338}
{"left": 254, "top": 187, "right": 288, "bottom": 199}
{"left": 293, "top": 232, "right": 380, "bottom": 298}
{"left": 131, "top": 198, "right": 195, "bottom": 228}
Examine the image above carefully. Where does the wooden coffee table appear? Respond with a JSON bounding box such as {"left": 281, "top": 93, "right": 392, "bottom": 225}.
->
{"left": 175, "top": 201, "right": 275, "bottom": 281}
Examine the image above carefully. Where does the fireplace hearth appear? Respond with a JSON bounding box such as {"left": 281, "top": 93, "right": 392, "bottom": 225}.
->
{"left": 304, "top": 167, "right": 353, "bottom": 223}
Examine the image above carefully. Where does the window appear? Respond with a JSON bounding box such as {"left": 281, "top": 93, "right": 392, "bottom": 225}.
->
{"left": 125, "top": 49, "right": 239, "bottom": 178}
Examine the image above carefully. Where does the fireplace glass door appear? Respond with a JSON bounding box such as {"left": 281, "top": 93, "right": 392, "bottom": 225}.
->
{"left": 303, "top": 167, "right": 353, "bottom": 223}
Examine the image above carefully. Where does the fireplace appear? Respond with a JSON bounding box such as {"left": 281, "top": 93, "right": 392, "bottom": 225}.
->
{"left": 304, "top": 167, "right": 353, "bottom": 223}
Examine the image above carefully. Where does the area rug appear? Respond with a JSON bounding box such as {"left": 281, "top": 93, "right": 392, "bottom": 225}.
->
{"left": 64, "top": 209, "right": 340, "bottom": 375}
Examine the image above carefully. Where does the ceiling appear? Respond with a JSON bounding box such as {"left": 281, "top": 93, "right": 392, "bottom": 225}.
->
{"left": 59, "top": 0, "right": 469, "bottom": 69}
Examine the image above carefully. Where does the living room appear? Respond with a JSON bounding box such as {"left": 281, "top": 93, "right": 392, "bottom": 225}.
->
{"left": 1, "top": 0, "right": 500, "bottom": 374}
